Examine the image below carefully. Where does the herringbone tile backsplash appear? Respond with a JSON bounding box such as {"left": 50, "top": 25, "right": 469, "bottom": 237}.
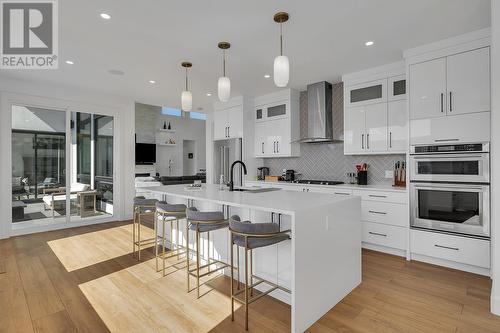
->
{"left": 263, "top": 85, "right": 406, "bottom": 184}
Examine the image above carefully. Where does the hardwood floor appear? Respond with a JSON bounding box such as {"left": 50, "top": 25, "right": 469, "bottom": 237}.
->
{"left": 1, "top": 221, "right": 500, "bottom": 332}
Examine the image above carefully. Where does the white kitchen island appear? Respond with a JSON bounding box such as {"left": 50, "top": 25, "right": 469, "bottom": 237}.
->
{"left": 144, "top": 184, "right": 361, "bottom": 333}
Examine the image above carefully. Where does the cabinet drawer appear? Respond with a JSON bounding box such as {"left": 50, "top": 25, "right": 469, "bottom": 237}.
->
{"left": 362, "top": 201, "right": 407, "bottom": 227}
{"left": 410, "top": 230, "right": 490, "bottom": 268}
{"left": 362, "top": 222, "right": 406, "bottom": 250}
{"left": 353, "top": 190, "right": 407, "bottom": 204}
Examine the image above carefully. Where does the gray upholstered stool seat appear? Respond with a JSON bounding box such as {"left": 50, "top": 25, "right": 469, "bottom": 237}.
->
{"left": 231, "top": 216, "right": 289, "bottom": 249}
{"left": 132, "top": 197, "right": 158, "bottom": 261}
{"left": 185, "top": 206, "right": 229, "bottom": 298}
{"left": 186, "top": 207, "right": 228, "bottom": 232}
{"left": 156, "top": 201, "right": 187, "bottom": 213}
{"left": 228, "top": 215, "right": 291, "bottom": 330}
{"left": 154, "top": 201, "right": 188, "bottom": 275}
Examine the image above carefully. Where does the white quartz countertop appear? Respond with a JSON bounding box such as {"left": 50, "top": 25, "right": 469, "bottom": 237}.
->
{"left": 245, "top": 180, "right": 407, "bottom": 192}
{"left": 144, "top": 184, "right": 358, "bottom": 215}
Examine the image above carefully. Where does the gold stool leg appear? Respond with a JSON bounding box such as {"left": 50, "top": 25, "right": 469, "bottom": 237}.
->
{"left": 250, "top": 249, "right": 253, "bottom": 297}
{"left": 207, "top": 231, "right": 211, "bottom": 273}
{"left": 162, "top": 217, "right": 167, "bottom": 276}
{"left": 186, "top": 221, "right": 190, "bottom": 292}
{"left": 196, "top": 228, "right": 201, "bottom": 299}
{"left": 230, "top": 234, "right": 235, "bottom": 322}
{"left": 132, "top": 209, "right": 136, "bottom": 258}
{"left": 137, "top": 212, "right": 142, "bottom": 261}
{"left": 155, "top": 212, "right": 159, "bottom": 271}
{"left": 237, "top": 245, "right": 240, "bottom": 290}
{"left": 244, "top": 244, "right": 249, "bottom": 331}
{"left": 176, "top": 219, "right": 180, "bottom": 260}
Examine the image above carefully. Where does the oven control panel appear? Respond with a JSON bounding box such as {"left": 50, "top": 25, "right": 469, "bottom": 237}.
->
{"left": 412, "top": 143, "right": 488, "bottom": 154}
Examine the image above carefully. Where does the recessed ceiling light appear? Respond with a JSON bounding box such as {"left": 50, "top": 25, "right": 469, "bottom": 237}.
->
{"left": 264, "top": 74, "right": 271, "bottom": 78}
{"left": 100, "top": 13, "right": 111, "bottom": 20}
{"left": 206, "top": 93, "right": 212, "bottom": 96}
{"left": 108, "top": 69, "right": 124, "bottom": 75}
{"left": 65, "top": 60, "right": 74, "bottom": 65}
{"left": 148, "top": 80, "right": 156, "bottom": 84}
{"left": 365, "top": 41, "right": 374, "bottom": 46}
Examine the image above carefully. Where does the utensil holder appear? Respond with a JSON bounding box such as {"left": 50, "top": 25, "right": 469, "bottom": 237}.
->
{"left": 357, "top": 171, "right": 367, "bottom": 185}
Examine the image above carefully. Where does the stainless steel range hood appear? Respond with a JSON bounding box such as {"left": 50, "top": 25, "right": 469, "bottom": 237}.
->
{"left": 297, "top": 81, "right": 343, "bottom": 143}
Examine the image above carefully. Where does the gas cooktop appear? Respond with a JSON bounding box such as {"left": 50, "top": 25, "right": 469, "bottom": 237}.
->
{"left": 291, "top": 179, "right": 344, "bottom": 186}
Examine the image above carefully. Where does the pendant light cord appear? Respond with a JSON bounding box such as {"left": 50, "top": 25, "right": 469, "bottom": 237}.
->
{"left": 223, "top": 49, "right": 226, "bottom": 77}
{"left": 185, "top": 67, "right": 188, "bottom": 90}
{"left": 280, "top": 22, "right": 283, "bottom": 56}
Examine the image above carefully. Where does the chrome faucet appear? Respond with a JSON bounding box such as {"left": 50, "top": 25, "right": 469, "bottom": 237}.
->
{"left": 229, "top": 160, "right": 247, "bottom": 191}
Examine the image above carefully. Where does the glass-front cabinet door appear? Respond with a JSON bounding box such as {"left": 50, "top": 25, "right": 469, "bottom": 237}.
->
{"left": 347, "top": 79, "right": 387, "bottom": 107}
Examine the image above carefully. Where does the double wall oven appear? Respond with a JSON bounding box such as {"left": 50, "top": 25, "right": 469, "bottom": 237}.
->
{"left": 410, "top": 143, "right": 490, "bottom": 239}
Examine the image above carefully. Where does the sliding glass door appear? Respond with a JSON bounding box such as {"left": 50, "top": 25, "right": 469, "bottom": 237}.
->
{"left": 11, "top": 104, "right": 114, "bottom": 228}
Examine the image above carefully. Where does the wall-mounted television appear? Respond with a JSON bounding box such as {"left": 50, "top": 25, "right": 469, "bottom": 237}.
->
{"left": 135, "top": 143, "right": 156, "bottom": 164}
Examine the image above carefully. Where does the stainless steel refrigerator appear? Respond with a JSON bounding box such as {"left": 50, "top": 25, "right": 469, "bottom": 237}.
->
{"left": 214, "top": 138, "right": 243, "bottom": 186}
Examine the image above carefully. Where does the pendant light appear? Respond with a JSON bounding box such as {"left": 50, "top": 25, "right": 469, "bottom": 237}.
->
{"left": 273, "top": 12, "right": 290, "bottom": 87}
{"left": 181, "top": 61, "right": 193, "bottom": 111}
{"left": 217, "top": 41, "right": 231, "bottom": 102}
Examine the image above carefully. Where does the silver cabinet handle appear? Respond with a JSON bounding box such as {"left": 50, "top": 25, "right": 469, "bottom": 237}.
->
{"left": 335, "top": 192, "right": 350, "bottom": 195}
{"left": 434, "top": 138, "right": 459, "bottom": 142}
{"left": 276, "top": 141, "right": 279, "bottom": 153}
{"left": 367, "top": 134, "right": 370, "bottom": 149}
{"left": 369, "top": 231, "right": 387, "bottom": 237}
{"left": 262, "top": 142, "right": 264, "bottom": 154}
{"left": 441, "top": 93, "right": 444, "bottom": 112}
{"left": 369, "top": 210, "right": 387, "bottom": 215}
{"left": 449, "top": 91, "right": 452, "bottom": 112}
{"left": 361, "top": 134, "right": 364, "bottom": 149}
{"left": 227, "top": 126, "right": 230, "bottom": 137}
{"left": 273, "top": 141, "right": 276, "bottom": 153}
{"left": 389, "top": 132, "right": 392, "bottom": 148}
{"left": 434, "top": 244, "right": 459, "bottom": 251}
{"left": 369, "top": 194, "right": 387, "bottom": 198}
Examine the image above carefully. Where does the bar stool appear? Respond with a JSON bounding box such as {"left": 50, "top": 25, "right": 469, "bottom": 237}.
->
{"left": 154, "top": 201, "right": 187, "bottom": 276}
{"left": 132, "top": 196, "right": 158, "bottom": 261}
{"left": 186, "top": 206, "right": 230, "bottom": 298}
{"left": 229, "top": 215, "right": 291, "bottom": 331}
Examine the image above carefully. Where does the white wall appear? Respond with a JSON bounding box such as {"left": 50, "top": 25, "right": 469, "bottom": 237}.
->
{"left": 0, "top": 76, "right": 136, "bottom": 239}
{"left": 491, "top": 1, "right": 500, "bottom": 315}
{"left": 135, "top": 103, "right": 206, "bottom": 176}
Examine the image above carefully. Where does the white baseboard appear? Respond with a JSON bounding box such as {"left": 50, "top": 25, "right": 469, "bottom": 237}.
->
{"left": 411, "top": 253, "right": 490, "bottom": 276}
{"left": 362, "top": 242, "right": 407, "bottom": 257}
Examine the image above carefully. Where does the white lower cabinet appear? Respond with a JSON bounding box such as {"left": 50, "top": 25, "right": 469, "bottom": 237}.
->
{"left": 410, "top": 229, "right": 490, "bottom": 269}
{"left": 362, "top": 222, "right": 406, "bottom": 250}
{"left": 361, "top": 201, "right": 407, "bottom": 227}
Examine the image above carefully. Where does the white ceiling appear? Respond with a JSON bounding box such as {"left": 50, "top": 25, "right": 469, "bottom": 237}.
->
{"left": 0, "top": 0, "right": 491, "bottom": 112}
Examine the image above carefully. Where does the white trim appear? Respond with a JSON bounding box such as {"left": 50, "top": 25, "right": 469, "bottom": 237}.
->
{"left": 410, "top": 253, "right": 490, "bottom": 277}
{"left": 362, "top": 242, "right": 407, "bottom": 257}
{"left": 342, "top": 61, "right": 405, "bottom": 86}
{"left": 404, "top": 28, "right": 491, "bottom": 65}
{"left": 0, "top": 76, "right": 135, "bottom": 238}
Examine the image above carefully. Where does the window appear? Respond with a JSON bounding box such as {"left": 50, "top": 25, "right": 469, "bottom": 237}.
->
{"left": 189, "top": 111, "right": 206, "bottom": 120}
{"left": 162, "top": 107, "right": 182, "bottom": 117}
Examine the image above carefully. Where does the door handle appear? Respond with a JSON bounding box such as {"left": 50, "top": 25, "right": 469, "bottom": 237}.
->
{"left": 440, "top": 93, "right": 444, "bottom": 113}
{"left": 227, "top": 126, "right": 230, "bottom": 137}
{"left": 369, "top": 231, "right": 387, "bottom": 237}
{"left": 361, "top": 134, "right": 364, "bottom": 149}
{"left": 369, "top": 194, "right": 387, "bottom": 198}
{"left": 273, "top": 141, "right": 276, "bottom": 153}
{"left": 369, "top": 210, "right": 387, "bottom": 215}
{"left": 389, "top": 132, "right": 392, "bottom": 148}
{"left": 335, "top": 192, "right": 350, "bottom": 195}
{"left": 276, "top": 141, "right": 279, "bottom": 153}
{"left": 367, "top": 134, "right": 370, "bottom": 149}
{"left": 449, "top": 92, "right": 452, "bottom": 112}
{"left": 434, "top": 139, "right": 459, "bottom": 142}
{"left": 262, "top": 142, "right": 264, "bottom": 154}
{"left": 434, "top": 244, "right": 459, "bottom": 251}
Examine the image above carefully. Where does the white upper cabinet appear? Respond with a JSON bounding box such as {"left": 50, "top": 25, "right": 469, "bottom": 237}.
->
{"left": 213, "top": 105, "right": 243, "bottom": 140}
{"left": 365, "top": 103, "right": 388, "bottom": 152}
{"left": 253, "top": 89, "right": 300, "bottom": 158}
{"left": 409, "top": 47, "right": 491, "bottom": 120}
{"left": 346, "top": 79, "right": 387, "bottom": 107}
{"left": 343, "top": 62, "right": 407, "bottom": 155}
{"left": 409, "top": 57, "right": 447, "bottom": 119}
{"left": 446, "top": 47, "right": 490, "bottom": 116}
{"left": 344, "top": 106, "right": 366, "bottom": 154}
{"left": 388, "top": 100, "right": 408, "bottom": 152}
